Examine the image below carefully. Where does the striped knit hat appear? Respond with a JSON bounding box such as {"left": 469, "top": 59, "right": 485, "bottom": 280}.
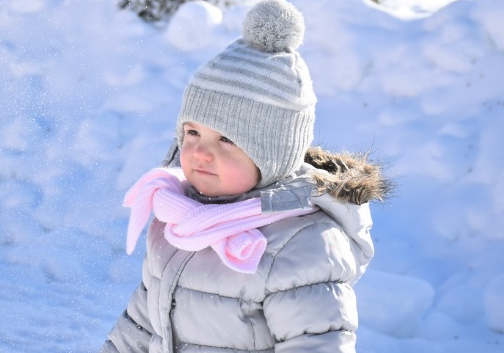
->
{"left": 177, "top": 0, "right": 316, "bottom": 188}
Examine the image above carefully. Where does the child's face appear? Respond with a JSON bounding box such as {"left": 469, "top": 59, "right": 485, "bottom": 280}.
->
{"left": 180, "top": 122, "right": 260, "bottom": 197}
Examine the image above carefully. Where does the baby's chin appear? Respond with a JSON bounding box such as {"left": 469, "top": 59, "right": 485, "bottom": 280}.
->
{"left": 187, "top": 173, "right": 258, "bottom": 198}
{"left": 196, "top": 188, "right": 221, "bottom": 198}
{"left": 190, "top": 180, "right": 222, "bottom": 198}
{"left": 194, "top": 183, "right": 253, "bottom": 198}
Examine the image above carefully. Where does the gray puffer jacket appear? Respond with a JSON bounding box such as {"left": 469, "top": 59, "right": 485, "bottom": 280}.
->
{"left": 101, "top": 146, "right": 390, "bottom": 353}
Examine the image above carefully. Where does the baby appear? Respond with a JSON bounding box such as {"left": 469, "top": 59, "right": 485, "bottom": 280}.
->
{"left": 101, "top": 0, "right": 389, "bottom": 352}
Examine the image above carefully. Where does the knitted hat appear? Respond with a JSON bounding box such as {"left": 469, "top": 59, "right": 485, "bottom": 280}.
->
{"left": 177, "top": 0, "right": 316, "bottom": 188}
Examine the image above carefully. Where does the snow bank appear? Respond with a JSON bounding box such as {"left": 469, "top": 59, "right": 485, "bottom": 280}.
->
{"left": 364, "top": 0, "right": 462, "bottom": 20}
{"left": 356, "top": 271, "right": 435, "bottom": 337}
{"left": 165, "top": 1, "right": 223, "bottom": 51}
{"left": 484, "top": 274, "right": 504, "bottom": 333}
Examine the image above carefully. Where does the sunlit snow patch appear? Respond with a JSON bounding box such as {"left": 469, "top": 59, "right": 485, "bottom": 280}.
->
{"left": 8, "top": 0, "right": 45, "bottom": 14}
{"left": 165, "top": 1, "right": 223, "bottom": 51}
{"left": 363, "top": 0, "right": 464, "bottom": 20}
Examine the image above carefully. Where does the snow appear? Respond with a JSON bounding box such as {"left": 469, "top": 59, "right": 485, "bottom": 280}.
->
{"left": 356, "top": 271, "right": 435, "bottom": 337}
{"left": 1, "top": 0, "right": 503, "bottom": 352}
{"left": 364, "top": 0, "right": 463, "bottom": 20}
{"left": 484, "top": 274, "right": 504, "bottom": 334}
{"left": 165, "top": 1, "right": 224, "bottom": 51}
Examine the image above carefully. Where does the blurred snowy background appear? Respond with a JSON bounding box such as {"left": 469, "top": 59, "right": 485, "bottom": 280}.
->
{"left": 1, "top": 0, "right": 503, "bottom": 352}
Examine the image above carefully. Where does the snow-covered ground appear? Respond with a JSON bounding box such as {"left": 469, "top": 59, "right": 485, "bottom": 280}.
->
{"left": 366, "top": 0, "right": 461, "bottom": 19}
{"left": 1, "top": 0, "right": 503, "bottom": 352}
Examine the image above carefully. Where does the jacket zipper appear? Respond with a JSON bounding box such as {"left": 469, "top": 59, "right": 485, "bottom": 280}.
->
{"left": 167, "top": 251, "right": 195, "bottom": 352}
{"left": 170, "top": 299, "right": 177, "bottom": 353}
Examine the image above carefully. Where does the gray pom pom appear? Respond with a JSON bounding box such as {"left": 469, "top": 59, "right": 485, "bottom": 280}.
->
{"left": 243, "top": 0, "right": 305, "bottom": 53}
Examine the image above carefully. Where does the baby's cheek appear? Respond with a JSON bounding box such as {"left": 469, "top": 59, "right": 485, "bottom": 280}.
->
{"left": 233, "top": 170, "right": 258, "bottom": 191}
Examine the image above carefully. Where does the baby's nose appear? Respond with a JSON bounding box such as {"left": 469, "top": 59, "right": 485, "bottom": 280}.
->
{"left": 194, "top": 142, "right": 214, "bottom": 161}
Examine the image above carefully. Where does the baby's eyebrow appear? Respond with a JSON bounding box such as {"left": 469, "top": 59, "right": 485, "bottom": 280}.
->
{"left": 183, "top": 122, "right": 200, "bottom": 128}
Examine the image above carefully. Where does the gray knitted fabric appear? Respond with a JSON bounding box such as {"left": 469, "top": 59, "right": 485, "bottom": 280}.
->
{"left": 177, "top": 0, "right": 317, "bottom": 188}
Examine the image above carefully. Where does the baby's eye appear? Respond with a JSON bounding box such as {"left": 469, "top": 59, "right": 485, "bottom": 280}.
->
{"left": 220, "top": 136, "right": 234, "bottom": 144}
{"left": 185, "top": 129, "right": 199, "bottom": 136}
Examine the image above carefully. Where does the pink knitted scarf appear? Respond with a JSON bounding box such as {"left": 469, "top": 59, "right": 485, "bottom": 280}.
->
{"left": 123, "top": 168, "right": 317, "bottom": 273}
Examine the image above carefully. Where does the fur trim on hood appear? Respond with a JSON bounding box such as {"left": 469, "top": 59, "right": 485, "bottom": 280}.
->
{"left": 305, "top": 146, "right": 393, "bottom": 205}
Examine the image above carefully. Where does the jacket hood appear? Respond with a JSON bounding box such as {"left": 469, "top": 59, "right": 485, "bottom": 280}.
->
{"left": 259, "top": 146, "right": 389, "bottom": 284}
{"left": 304, "top": 146, "right": 392, "bottom": 205}
{"left": 259, "top": 146, "right": 392, "bottom": 214}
